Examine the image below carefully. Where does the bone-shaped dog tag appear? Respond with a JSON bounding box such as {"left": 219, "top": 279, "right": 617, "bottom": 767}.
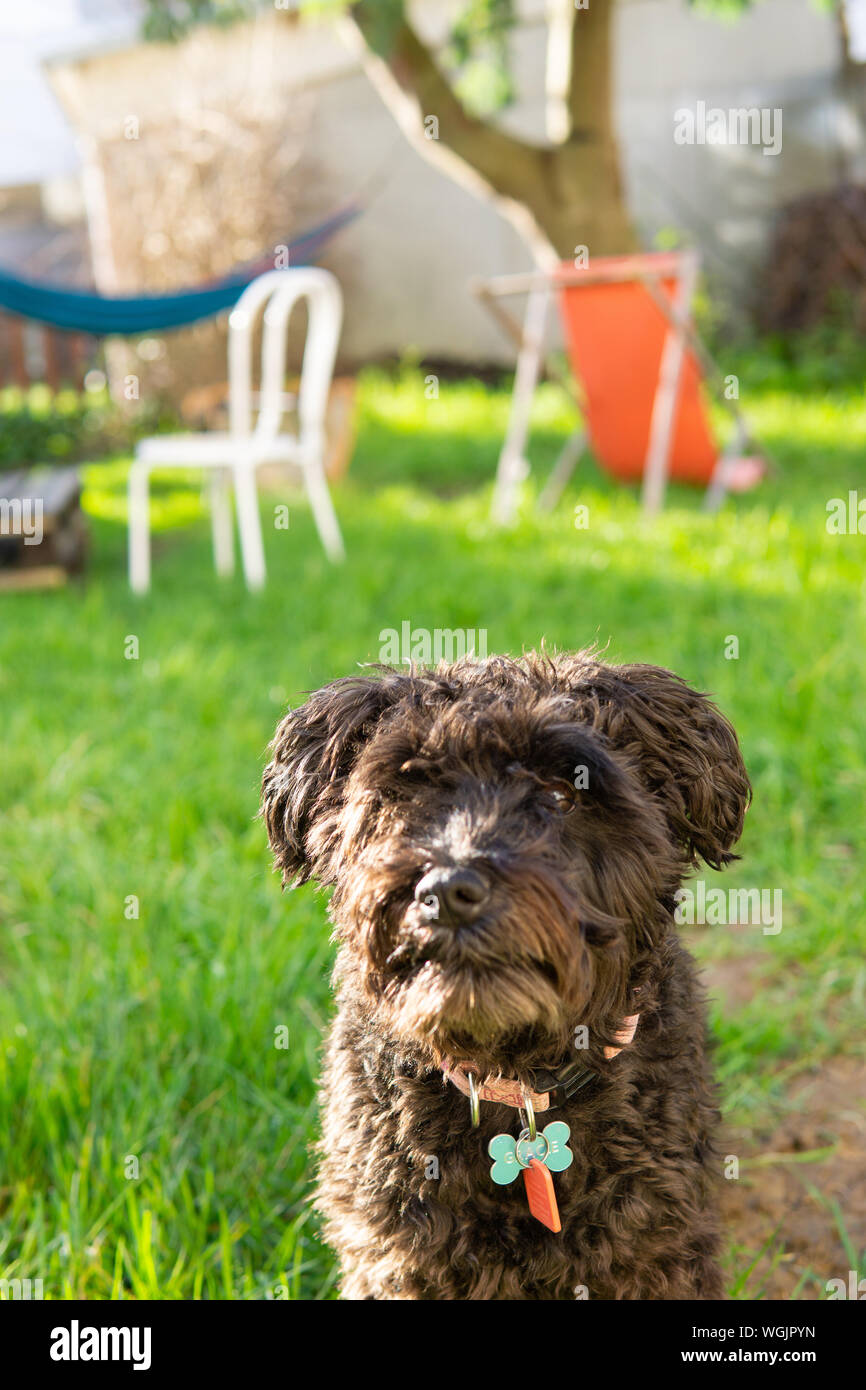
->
{"left": 488, "top": 1132, "right": 523, "bottom": 1185}
{"left": 488, "top": 1120, "right": 573, "bottom": 1229}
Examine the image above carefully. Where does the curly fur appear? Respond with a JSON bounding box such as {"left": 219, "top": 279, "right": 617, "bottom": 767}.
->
{"left": 261, "top": 650, "right": 750, "bottom": 1300}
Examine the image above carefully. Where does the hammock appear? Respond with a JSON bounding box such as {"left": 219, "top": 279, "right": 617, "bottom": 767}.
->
{"left": 0, "top": 202, "right": 359, "bottom": 336}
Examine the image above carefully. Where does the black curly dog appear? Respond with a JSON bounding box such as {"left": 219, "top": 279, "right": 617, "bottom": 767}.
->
{"left": 262, "top": 651, "right": 750, "bottom": 1299}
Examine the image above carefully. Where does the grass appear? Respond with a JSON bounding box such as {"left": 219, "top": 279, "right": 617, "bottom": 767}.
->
{"left": 0, "top": 360, "right": 864, "bottom": 1299}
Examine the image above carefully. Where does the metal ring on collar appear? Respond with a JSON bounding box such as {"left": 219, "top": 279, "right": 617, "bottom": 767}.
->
{"left": 520, "top": 1087, "right": 537, "bottom": 1141}
{"left": 467, "top": 1069, "right": 480, "bottom": 1128}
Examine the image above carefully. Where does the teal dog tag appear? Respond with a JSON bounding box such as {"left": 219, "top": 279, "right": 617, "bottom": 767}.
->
{"left": 488, "top": 1132, "right": 522, "bottom": 1185}
{"left": 488, "top": 1121, "right": 573, "bottom": 1186}
{"left": 541, "top": 1121, "right": 574, "bottom": 1173}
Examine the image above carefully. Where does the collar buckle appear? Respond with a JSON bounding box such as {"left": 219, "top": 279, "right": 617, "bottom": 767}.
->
{"left": 529, "top": 1059, "right": 597, "bottom": 1110}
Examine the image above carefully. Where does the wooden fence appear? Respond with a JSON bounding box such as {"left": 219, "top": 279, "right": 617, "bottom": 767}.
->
{"left": 0, "top": 312, "right": 96, "bottom": 390}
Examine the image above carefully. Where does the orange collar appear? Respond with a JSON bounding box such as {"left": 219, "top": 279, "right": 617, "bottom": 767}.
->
{"left": 442, "top": 1014, "right": 639, "bottom": 1113}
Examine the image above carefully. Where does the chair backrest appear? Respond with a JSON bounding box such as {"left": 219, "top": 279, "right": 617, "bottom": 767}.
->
{"left": 227, "top": 268, "right": 343, "bottom": 454}
{"left": 554, "top": 252, "right": 717, "bottom": 485}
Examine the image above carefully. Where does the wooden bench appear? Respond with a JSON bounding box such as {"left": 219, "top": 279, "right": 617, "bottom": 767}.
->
{"left": 0, "top": 465, "right": 87, "bottom": 590}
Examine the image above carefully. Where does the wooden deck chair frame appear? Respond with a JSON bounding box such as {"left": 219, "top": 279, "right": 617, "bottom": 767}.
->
{"left": 474, "top": 251, "right": 756, "bottom": 523}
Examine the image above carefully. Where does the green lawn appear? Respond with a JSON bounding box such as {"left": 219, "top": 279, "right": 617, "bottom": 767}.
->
{"left": 1, "top": 363, "right": 864, "bottom": 1299}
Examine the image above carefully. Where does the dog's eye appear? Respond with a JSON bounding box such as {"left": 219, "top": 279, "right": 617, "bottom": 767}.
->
{"left": 399, "top": 758, "right": 433, "bottom": 780}
{"left": 546, "top": 779, "right": 577, "bottom": 812}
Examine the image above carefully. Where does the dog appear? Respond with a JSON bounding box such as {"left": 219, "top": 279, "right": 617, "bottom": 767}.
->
{"left": 261, "top": 651, "right": 750, "bottom": 1299}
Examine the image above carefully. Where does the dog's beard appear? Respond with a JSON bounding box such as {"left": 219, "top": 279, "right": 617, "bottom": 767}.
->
{"left": 380, "top": 956, "right": 570, "bottom": 1062}
{"left": 335, "top": 859, "right": 627, "bottom": 1066}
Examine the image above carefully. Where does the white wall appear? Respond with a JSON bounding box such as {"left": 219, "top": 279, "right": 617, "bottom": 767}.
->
{"left": 0, "top": 0, "right": 138, "bottom": 188}
{"left": 615, "top": 0, "right": 843, "bottom": 290}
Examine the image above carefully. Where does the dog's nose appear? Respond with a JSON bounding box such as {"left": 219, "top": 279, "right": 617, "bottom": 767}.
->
{"left": 414, "top": 867, "right": 489, "bottom": 924}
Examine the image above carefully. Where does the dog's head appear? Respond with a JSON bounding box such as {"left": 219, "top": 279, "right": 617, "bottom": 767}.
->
{"left": 261, "top": 652, "right": 750, "bottom": 1064}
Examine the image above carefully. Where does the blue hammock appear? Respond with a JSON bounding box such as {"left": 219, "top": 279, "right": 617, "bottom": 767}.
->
{"left": 0, "top": 203, "right": 359, "bottom": 336}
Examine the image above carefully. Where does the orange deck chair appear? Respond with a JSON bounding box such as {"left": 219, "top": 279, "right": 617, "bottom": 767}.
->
{"left": 475, "top": 251, "right": 764, "bottom": 522}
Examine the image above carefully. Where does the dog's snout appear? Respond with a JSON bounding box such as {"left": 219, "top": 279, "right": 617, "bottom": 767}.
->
{"left": 414, "top": 867, "right": 489, "bottom": 924}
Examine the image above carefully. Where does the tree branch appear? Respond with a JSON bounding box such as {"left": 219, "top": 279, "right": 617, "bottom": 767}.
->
{"left": 344, "top": 3, "right": 558, "bottom": 263}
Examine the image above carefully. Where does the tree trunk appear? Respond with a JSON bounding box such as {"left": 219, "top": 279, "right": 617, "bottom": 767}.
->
{"left": 346, "top": 0, "right": 636, "bottom": 264}
{"left": 554, "top": 0, "right": 635, "bottom": 256}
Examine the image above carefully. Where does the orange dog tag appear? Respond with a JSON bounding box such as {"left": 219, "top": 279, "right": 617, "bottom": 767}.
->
{"left": 522, "top": 1158, "right": 562, "bottom": 1232}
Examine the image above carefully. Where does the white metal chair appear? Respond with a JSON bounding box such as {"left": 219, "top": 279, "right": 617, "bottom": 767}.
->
{"left": 128, "top": 267, "right": 346, "bottom": 593}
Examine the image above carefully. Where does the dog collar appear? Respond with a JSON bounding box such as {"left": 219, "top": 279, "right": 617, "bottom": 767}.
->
{"left": 442, "top": 1014, "right": 639, "bottom": 1114}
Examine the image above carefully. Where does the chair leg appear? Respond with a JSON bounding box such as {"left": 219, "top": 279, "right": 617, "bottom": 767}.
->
{"left": 641, "top": 257, "right": 698, "bottom": 515}
{"left": 641, "top": 328, "right": 685, "bottom": 515}
{"left": 491, "top": 287, "right": 548, "bottom": 525}
{"left": 704, "top": 418, "right": 747, "bottom": 513}
{"left": 232, "top": 464, "right": 266, "bottom": 590}
{"left": 128, "top": 462, "right": 151, "bottom": 593}
{"left": 537, "top": 429, "right": 586, "bottom": 512}
{"left": 209, "top": 469, "right": 235, "bottom": 577}
{"left": 304, "top": 454, "right": 345, "bottom": 562}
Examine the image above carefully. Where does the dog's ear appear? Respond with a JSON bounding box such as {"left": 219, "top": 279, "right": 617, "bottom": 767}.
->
{"left": 555, "top": 656, "right": 751, "bottom": 869}
{"left": 261, "top": 672, "right": 407, "bottom": 885}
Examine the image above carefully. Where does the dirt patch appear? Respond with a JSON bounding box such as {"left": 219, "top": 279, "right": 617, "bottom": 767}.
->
{"left": 700, "top": 953, "right": 770, "bottom": 1011}
{"left": 721, "top": 1057, "right": 866, "bottom": 1299}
